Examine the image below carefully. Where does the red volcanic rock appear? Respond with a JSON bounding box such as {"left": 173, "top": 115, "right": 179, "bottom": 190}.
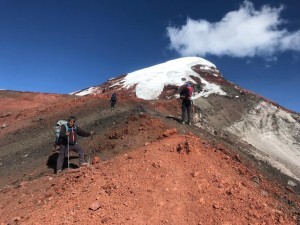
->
{"left": 162, "top": 128, "right": 177, "bottom": 137}
{"left": 89, "top": 201, "right": 102, "bottom": 211}
{"left": 92, "top": 156, "right": 101, "bottom": 164}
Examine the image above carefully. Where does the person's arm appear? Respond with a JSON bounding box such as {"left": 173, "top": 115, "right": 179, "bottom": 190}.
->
{"left": 180, "top": 88, "right": 186, "bottom": 99}
{"left": 76, "top": 126, "right": 93, "bottom": 137}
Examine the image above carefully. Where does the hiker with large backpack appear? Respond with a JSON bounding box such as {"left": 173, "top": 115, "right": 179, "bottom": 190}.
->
{"left": 109, "top": 92, "right": 117, "bottom": 110}
{"left": 180, "top": 82, "right": 194, "bottom": 125}
{"left": 56, "top": 116, "right": 94, "bottom": 174}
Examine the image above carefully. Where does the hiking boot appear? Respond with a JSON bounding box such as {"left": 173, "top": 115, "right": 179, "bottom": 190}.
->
{"left": 80, "top": 162, "right": 88, "bottom": 167}
{"left": 56, "top": 170, "right": 62, "bottom": 175}
{"left": 188, "top": 122, "right": 192, "bottom": 126}
{"left": 181, "top": 121, "right": 185, "bottom": 125}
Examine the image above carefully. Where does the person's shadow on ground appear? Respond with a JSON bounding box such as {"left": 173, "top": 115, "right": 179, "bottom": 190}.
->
{"left": 47, "top": 152, "right": 80, "bottom": 174}
{"left": 166, "top": 115, "right": 182, "bottom": 123}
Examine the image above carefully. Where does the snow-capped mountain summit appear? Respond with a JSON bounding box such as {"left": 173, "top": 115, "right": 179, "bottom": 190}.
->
{"left": 72, "top": 57, "right": 226, "bottom": 99}
{"left": 121, "top": 57, "right": 226, "bottom": 100}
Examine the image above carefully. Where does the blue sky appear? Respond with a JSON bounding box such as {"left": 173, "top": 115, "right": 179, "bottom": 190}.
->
{"left": 0, "top": 0, "right": 299, "bottom": 112}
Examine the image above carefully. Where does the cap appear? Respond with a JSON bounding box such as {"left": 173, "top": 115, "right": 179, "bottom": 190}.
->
{"left": 185, "top": 82, "right": 192, "bottom": 87}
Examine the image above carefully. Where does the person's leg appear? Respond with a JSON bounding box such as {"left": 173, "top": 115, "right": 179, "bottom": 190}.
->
{"left": 112, "top": 101, "right": 116, "bottom": 110}
{"left": 111, "top": 101, "right": 114, "bottom": 110}
{"left": 56, "top": 145, "right": 67, "bottom": 172}
{"left": 187, "top": 101, "right": 192, "bottom": 124}
{"left": 181, "top": 101, "right": 187, "bottom": 123}
{"left": 71, "top": 144, "right": 87, "bottom": 166}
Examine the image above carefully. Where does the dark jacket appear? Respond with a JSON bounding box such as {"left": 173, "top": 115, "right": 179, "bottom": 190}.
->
{"left": 59, "top": 124, "right": 91, "bottom": 146}
{"left": 110, "top": 93, "right": 117, "bottom": 102}
{"left": 180, "top": 86, "right": 193, "bottom": 102}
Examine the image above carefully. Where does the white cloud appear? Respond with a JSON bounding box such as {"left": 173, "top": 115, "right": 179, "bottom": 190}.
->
{"left": 167, "top": 1, "right": 300, "bottom": 58}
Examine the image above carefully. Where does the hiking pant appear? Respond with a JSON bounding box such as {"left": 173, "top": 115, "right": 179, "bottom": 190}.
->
{"left": 182, "top": 100, "right": 193, "bottom": 123}
{"left": 110, "top": 100, "right": 116, "bottom": 109}
{"left": 56, "top": 144, "right": 85, "bottom": 171}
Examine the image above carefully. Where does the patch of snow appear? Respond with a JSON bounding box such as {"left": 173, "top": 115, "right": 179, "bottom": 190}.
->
{"left": 109, "top": 80, "right": 125, "bottom": 88}
{"left": 227, "top": 101, "right": 300, "bottom": 181}
{"left": 73, "top": 87, "right": 98, "bottom": 96}
{"left": 192, "top": 78, "right": 226, "bottom": 99}
{"left": 69, "top": 90, "right": 78, "bottom": 95}
{"left": 288, "top": 180, "right": 297, "bottom": 187}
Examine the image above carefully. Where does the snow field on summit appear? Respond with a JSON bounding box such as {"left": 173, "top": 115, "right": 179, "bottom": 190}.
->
{"left": 122, "top": 57, "right": 226, "bottom": 100}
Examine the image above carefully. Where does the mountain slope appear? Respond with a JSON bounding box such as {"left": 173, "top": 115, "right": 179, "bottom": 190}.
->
{"left": 0, "top": 106, "right": 299, "bottom": 224}
{"left": 72, "top": 57, "right": 300, "bottom": 182}
{"left": 226, "top": 101, "right": 300, "bottom": 180}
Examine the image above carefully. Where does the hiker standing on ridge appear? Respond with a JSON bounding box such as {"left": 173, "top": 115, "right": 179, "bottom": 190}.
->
{"left": 180, "top": 82, "right": 194, "bottom": 125}
{"left": 56, "top": 116, "right": 94, "bottom": 173}
{"left": 109, "top": 92, "right": 117, "bottom": 110}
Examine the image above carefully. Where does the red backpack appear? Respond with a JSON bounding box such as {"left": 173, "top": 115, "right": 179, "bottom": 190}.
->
{"left": 180, "top": 85, "right": 193, "bottom": 100}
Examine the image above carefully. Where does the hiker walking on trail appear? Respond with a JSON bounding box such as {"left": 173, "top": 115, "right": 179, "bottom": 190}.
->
{"left": 56, "top": 116, "right": 94, "bottom": 173}
{"left": 109, "top": 92, "right": 117, "bottom": 110}
{"left": 180, "top": 82, "right": 194, "bottom": 125}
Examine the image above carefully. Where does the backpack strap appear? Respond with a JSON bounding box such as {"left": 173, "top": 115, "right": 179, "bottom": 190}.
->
{"left": 64, "top": 124, "right": 69, "bottom": 132}
{"left": 65, "top": 124, "right": 77, "bottom": 132}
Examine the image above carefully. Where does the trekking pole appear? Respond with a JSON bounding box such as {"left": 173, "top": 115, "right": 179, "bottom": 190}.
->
{"left": 88, "top": 133, "right": 94, "bottom": 165}
{"left": 192, "top": 100, "right": 195, "bottom": 125}
{"left": 67, "top": 136, "right": 70, "bottom": 169}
